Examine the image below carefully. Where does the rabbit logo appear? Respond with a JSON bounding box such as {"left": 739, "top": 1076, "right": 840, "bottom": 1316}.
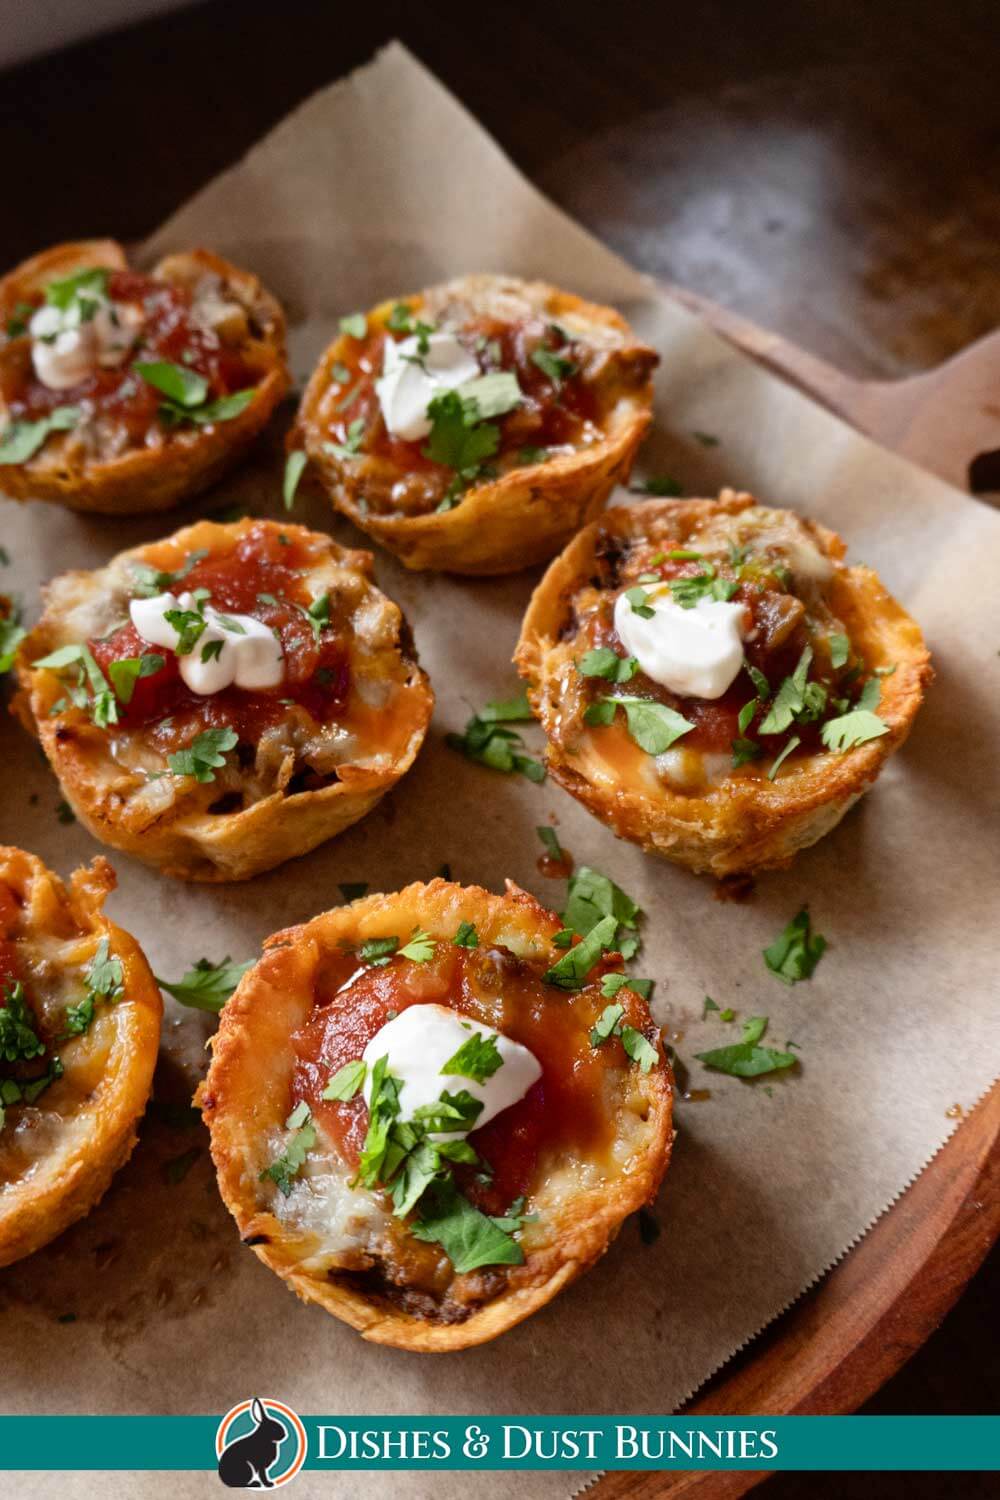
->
{"left": 216, "top": 1397, "right": 307, "bottom": 1488}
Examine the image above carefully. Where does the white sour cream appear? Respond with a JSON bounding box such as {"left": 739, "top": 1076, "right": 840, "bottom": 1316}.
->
{"left": 30, "top": 299, "right": 144, "bottom": 391}
{"left": 361, "top": 1003, "right": 541, "bottom": 1136}
{"left": 614, "top": 586, "right": 747, "bottom": 700}
{"left": 375, "top": 332, "right": 479, "bottom": 441}
{"left": 129, "top": 591, "right": 284, "bottom": 695}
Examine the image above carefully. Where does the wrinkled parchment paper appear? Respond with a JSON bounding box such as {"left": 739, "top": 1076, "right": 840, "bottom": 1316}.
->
{"left": 2, "top": 43, "right": 998, "bottom": 1500}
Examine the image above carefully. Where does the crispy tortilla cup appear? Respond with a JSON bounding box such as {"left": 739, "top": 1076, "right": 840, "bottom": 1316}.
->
{"left": 516, "top": 490, "right": 931, "bottom": 876}
{"left": 295, "top": 273, "right": 657, "bottom": 574}
{"left": 0, "top": 239, "right": 289, "bottom": 513}
{"left": 14, "top": 519, "right": 433, "bottom": 882}
{"left": 0, "top": 849, "right": 161, "bottom": 1267}
{"left": 199, "top": 879, "right": 673, "bottom": 1350}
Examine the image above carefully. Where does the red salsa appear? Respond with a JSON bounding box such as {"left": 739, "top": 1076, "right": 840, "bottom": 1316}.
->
{"left": 88, "top": 524, "right": 350, "bottom": 746}
{"left": 288, "top": 938, "right": 645, "bottom": 1218}
{"left": 2, "top": 269, "right": 256, "bottom": 439}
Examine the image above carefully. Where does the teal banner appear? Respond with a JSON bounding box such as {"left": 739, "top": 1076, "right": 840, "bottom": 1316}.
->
{"left": 1, "top": 1415, "right": 997, "bottom": 1472}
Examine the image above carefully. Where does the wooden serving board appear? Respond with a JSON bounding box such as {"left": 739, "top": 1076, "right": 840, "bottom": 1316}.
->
{"left": 593, "top": 297, "right": 1000, "bottom": 1498}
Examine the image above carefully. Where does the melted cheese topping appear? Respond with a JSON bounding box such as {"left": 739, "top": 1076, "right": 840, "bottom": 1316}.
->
{"left": 361, "top": 1003, "right": 541, "bottom": 1134}
{"left": 375, "top": 332, "right": 479, "bottom": 441}
{"left": 614, "top": 587, "right": 747, "bottom": 699}
{"left": 129, "top": 591, "right": 284, "bottom": 694}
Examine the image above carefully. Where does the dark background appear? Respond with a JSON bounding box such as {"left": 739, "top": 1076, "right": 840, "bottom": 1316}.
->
{"left": 2, "top": 2, "right": 997, "bottom": 1492}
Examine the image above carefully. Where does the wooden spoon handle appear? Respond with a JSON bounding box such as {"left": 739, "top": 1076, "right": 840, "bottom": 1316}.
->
{"left": 671, "top": 284, "right": 1000, "bottom": 496}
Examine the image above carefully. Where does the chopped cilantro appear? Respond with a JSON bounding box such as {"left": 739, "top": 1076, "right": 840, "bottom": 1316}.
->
{"left": 283, "top": 450, "right": 307, "bottom": 511}
{"left": 767, "top": 733, "right": 801, "bottom": 780}
{"left": 0, "top": 612, "right": 25, "bottom": 674}
{"left": 359, "top": 937, "right": 399, "bottom": 967}
{"left": 259, "top": 1103, "right": 317, "bottom": 1195}
{"left": 167, "top": 726, "right": 238, "bottom": 783}
{"left": 601, "top": 971, "right": 653, "bottom": 1001}
{"left": 440, "top": 1030, "right": 503, "bottom": 1083}
{"left": 536, "top": 825, "right": 564, "bottom": 861}
{"left": 0, "top": 981, "right": 45, "bottom": 1062}
{"left": 411, "top": 1176, "right": 523, "bottom": 1273}
{"left": 763, "top": 908, "right": 827, "bottom": 984}
{"left": 543, "top": 913, "right": 617, "bottom": 990}
{"left": 0, "top": 404, "right": 80, "bottom": 466}
{"left": 759, "top": 647, "right": 813, "bottom": 734}
{"left": 135, "top": 361, "right": 255, "bottom": 426}
{"left": 398, "top": 928, "right": 435, "bottom": 963}
{"left": 447, "top": 709, "right": 545, "bottom": 783}
{"left": 453, "top": 921, "right": 479, "bottom": 948}
{"left": 480, "top": 690, "right": 533, "bottom": 722}
{"left": 423, "top": 389, "right": 499, "bottom": 476}
{"left": 156, "top": 955, "right": 252, "bottom": 1012}
{"left": 829, "top": 633, "right": 851, "bottom": 669}
{"left": 129, "top": 549, "right": 208, "bottom": 598}
{"left": 322, "top": 1059, "right": 367, "bottom": 1101}
{"left": 339, "top": 312, "right": 367, "bottom": 339}
{"left": 577, "top": 647, "right": 639, "bottom": 682}
{"left": 598, "top": 696, "right": 695, "bottom": 755}
{"left": 108, "top": 652, "right": 164, "bottom": 705}
{"left": 630, "top": 475, "right": 682, "bottom": 497}
{"left": 530, "top": 346, "right": 577, "bottom": 384}
{"left": 695, "top": 1015, "right": 797, "bottom": 1078}
{"left": 326, "top": 416, "right": 366, "bottom": 461}
{"left": 822, "top": 708, "right": 888, "bottom": 751}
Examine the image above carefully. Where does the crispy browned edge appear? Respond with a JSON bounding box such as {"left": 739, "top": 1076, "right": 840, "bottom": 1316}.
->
{"left": 294, "top": 276, "right": 656, "bottom": 575}
{"left": 0, "top": 848, "right": 162, "bottom": 1267}
{"left": 12, "top": 519, "right": 435, "bottom": 882}
{"left": 198, "top": 878, "right": 674, "bottom": 1351}
{"left": 514, "top": 491, "right": 933, "bottom": 876}
{"left": 0, "top": 239, "right": 290, "bottom": 514}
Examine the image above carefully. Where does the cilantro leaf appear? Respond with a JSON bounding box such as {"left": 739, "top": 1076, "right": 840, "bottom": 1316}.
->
{"left": 283, "top": 450, "right": 307, "bottom": 511}
{"left": 695, "top": 1016, "right": 797, "bottom": 1077}
{"left": 0, "top": 613, "right": 25, "bottom": 674}
{"left": 128, "top": 549, "right": 208, "bottom": 599}
{"left": 45, "top": 267, "right": 108, "bottom": 314}
{"left": 322, "top": 1060, "right": 367, "bottom": 1101}
{"left": 624, "top": 585, "right": 655, "bottom": 619}
{"left": 821, "top": 709, "right": 889, "bottom": 752}
{"left": 600, "top": 972, "right": 653, "bottom": 1001}
{"left": 411, "top": 1176, "right": 523, "bottom": 1273}
{"left": 479, "top": 691, "right": 533, "bottom": 722}
{"left": 763, "top": 908, "right": 827, "bottom": 984}
{"left": 590, "top": 1002, "right": 624, "bottom": 1045}
{"left": 543, "top": 913, "right": 618, "bottom": 989}
{"left": 577, "top": 648, "right": 639, "bottom": 683}
{"left": 359, "top": 937, "right": 399, "bottom": 967}
{"left": 398, "top": 928, "right": 435, "bottom": 963}
{"left": 530, "top": 346, "right": 577, "bottom": 384}
{"left": 620, "top": 1025, "right": 658, "bottom": 1073}
{"left": 456, "top": 371, "right": 522, "bottom": 420}
{"left": 829, "top": 633, "right": 851, "bottom": 669}
{"left": 453, "top": 921, "right": 479, "bottom": 948}
{"left": 446, "top": 711, "right": 545, "bottom": 783}
{"left": 0, "top": 981, "right": 46, "bottom": 1063}
{"left": 601, "top": 696, "right": 695, "bottom": 755}
{"left": 107, "top": 653, "right": 164, "bottom": 705}
{"left": 166, "top": 726, "right": 238, "bottom": 783}
{"left": 135, "top": 360, "right": 208, "bottom": 408}
{"left": 767, "top": 733, "right": 801, "bottom": 781}
{"left": 564, "top": 865, "right": 640, "bottom": 946}
{"left": 422, "top": 389, "right": 499, "bottom": 474}
{"left": 631, "top": 475, "right": 682, "bottom": 497}
{"left": 156, "top": 955, "right": 252, "bottom": 1012}
{"left": 61, "top": 992, "right": 95, "bottom": 1038}
{"left": 0, "top": 405, "right": 80, "bottom": 466}
{"left": 326, "top": 416, "right": 366, "bottom": 461}
{"left": 259, "top": 1104, "right": 316, "bottom": 1195}
{"left": 305, "top": 593, "right": 330, "bottom": 641}
{"left": 536, "top": 825, "right": 564, "bottom": 861}
{"left": 5, "top": 300, "right": 35, "bottom": 338}
{"left": 339, "top": 313, "right": 367, "bottom": 339}
{"left": 440, "top": 1030, "right": 503, "bottom": 1083}
{"left": 759, "top": 647, "right": 813, "bottom": 734}
{"left": 32, "top": 641, "right": 118, "bottom": 727}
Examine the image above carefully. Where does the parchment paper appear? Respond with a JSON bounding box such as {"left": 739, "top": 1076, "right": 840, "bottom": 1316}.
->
{"left": 2, "top": 43, "right": 998, "bottom": 1500}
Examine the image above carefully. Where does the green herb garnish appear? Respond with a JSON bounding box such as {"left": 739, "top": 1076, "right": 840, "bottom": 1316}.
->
{"left": 166, "top": 726, "right": 238, "bottom": 783}
{"left": 156, "top": 955, "right": 252, "bottom": 1012}
{"left": 763, "top": 908, "right": 827, "bottom": 985}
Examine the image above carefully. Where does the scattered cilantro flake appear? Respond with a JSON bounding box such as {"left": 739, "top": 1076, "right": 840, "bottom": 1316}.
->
{"left": 829, "top": 633, "right": 851, "bottom": 669}
{"left": 108, "top": 652, "right": 164, "bottom": 705}
{"left": 480, "top": 690, "right": 533, "bottom": 722}
{"left": 519, "top": 446, "right": 550, "bottom": 464}
{"left": 260, "top": 1104, "right": 317, "bottom": 1195}
{"left": 704, "top": 997, "right": 720, "bottom": 1017}
{"left": 0, "top": 405, "right": 80, "bottom": 465}
{"left": 536, "top": 825, "right": 564, "bottom": 861}
{"left": 631, "top": 475, "right": 682, "bottom": 497}
{"left": 621, "top": 1025, "right": 658, "bottom": 1073}
{"left": 359, "top": 936, "right": 399, "bottom": 967}
{"left": 543, "top": 913, "right": 617, "bottom": 990}
{"left": 602, "top": 696, "right": 695, "bottom": 755}
{"left": 590, "top": 1003, "right": 625, "bottom": 1045}
{"left": 820, "top": 709, "right": 889, "bottom": 752}
{"left": 398, "top": 928, "right": 435, "bottom": 963}
{"left": 327, "top": 417, "right": 366, "bottom": 461}
{"left": 423, "top": 389, "right": 499, "bottom": 476}
{"left": 564, "top": 865, "right": 640, "bottom": 949}
{"left": 457, "top": 370, "right": 522, "bottom": 419}
{"left": 167, "top": 726, "right": 238, "bottom": 783}
{"left": 339, "top": 312, "right": 367, "bottom": 339}
{"left": 0, "top": 613, "right": 25, "bottom": 674}
{"left": 411, "top": 1176, "right": 523, "bottom": 1273}
{"left": 322, "top": 1060, "right": 367, "bottom": 1101}
{"left": 624, "top": 585, "right": 655, "bottom": 619}
{"left": 530, "top": 346, "right": 577, "bottom": 384}
{"left": 156, "top": 955, "right": 252, "bottom": 1012}
{"left": 577, "top": 647, "right": 639, "bottom": 682}
{"left": 0, "top": 981, "right": 45, "bottom": 1063}
{"left": 759, "top": 647, "right": 813, "bottom": 734}
{"left": 129, "top": 549, "right": 208, "bottom": 598}
{"left": 453, "top": 921, "right": 478, "bottom": 948}
{"left": 763, "top": 908, "right": 827, "bottom": 985}
{"left": 305, "top": 593, "right": 331, "bottom": 641}
{"left": 695, "top": 1015, "right": 797, "bottom": 1078}
{"left": 600, "top": 972, "right": 652, "bottom": 1000}
{"left": 767, "top": 733, "right": 801, "bottom": 780}
{"left": 283, "top": 450, "right": 307, "bottom": 511}
{"left": 447, "top": 709, "right": 545, "bottom": 783}
{"left": 441, "top": 1030, "right": 503, "bottom": 1083}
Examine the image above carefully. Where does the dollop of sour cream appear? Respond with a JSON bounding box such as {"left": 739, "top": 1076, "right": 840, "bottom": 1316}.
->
{"left": 130, "top": 591, "right": 284, "bottom": 695}
{"left": 375, "top": 332, "right": 479, "bottom": 442}
{"left": 30, "top": 299, "right": 144, "bottom": 391}
{"left": 361, "top": 1003, "right": 542, "bottom": 1136}
{"left": 614, "top": 586, "right": 747, "bottom": 700}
